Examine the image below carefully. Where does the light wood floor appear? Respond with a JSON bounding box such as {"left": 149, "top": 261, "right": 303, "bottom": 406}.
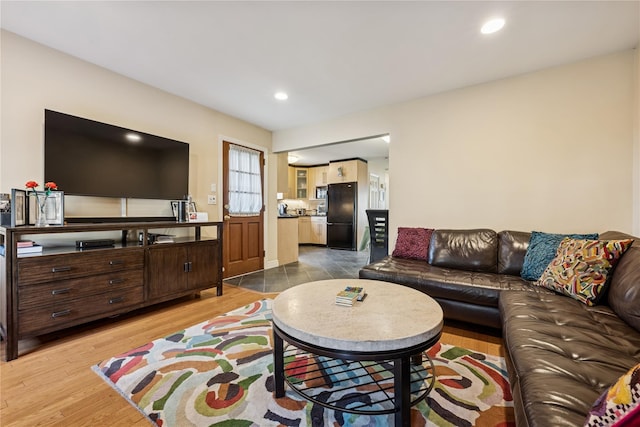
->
{"left": 0, "top": 285, "right": 503, "bottom": 426}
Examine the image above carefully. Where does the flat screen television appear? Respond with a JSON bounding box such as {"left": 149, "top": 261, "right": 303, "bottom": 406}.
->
{"left": 44, "top": 110, "right": 189, "bottom": 200}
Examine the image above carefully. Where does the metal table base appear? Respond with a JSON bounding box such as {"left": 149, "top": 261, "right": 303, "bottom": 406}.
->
{"left": 273, "top": 323, "right": 440, "bottom": 427}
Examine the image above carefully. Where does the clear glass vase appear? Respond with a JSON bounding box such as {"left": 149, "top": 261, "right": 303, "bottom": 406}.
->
{"left": 34, "top": 195, "right": 49, "bottom": 227}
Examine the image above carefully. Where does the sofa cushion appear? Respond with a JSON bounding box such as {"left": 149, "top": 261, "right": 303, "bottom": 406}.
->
{"left": 520, "top": 231, "right": 599, "bottom": 281}
{"left": 498, "top": 230, "right": 531, "bottom": 276}
{"left": 359, "top": 256, "right": 537, "bottom": 308}
{"left": 391, "top": 227, "right": 433, "bottom": 260}
{"left": 428, "top": 229, "right": 498, "bottom": 273}
{"left": 500, "top": 291, "right": 640, "bottom": 427}
{"left": 536, "top": 238, "right": 634, "bottom": 306}
{"left": 584, "top": 362, "right": 640, "bottom": 427}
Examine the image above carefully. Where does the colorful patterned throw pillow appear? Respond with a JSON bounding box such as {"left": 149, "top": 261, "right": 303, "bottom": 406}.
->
{"left": 520, "top": 231, "right": 599, "bottom": 281}
{"left": 392, "top": 227, "right": 434, "bottom": 261}
{"left": 585, "top": 363, "right": 640, "bottom": 427}
{"left": 536, "top": 238, "right": 633, "bottom": 306}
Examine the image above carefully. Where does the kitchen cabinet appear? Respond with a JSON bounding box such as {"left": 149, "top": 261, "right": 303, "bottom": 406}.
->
{"left": 298, "top": 216, "right": 326, "bottom": 245}
{"left": 310, "top": 216, "right": 327, "bottom": 245}
{"left": 314, "top": 166, "right": 329, "bottom": 187}
{"left": 328, "top": 159, "right": 366, "bottom": 184}
{"left": 295, "top": 168, "right": 308, "bottom": 199}
{"left": 298, "top": 216, "right": 311, "bottom": 244}
{"left": 306, "top": 167, "right": 315, "bottom": 195}
{"left": 309, "top": 165, "right": 329, "bottom": 200}
{"left": 288, "top": 166, "right": 295, "bottom": 198}
{"left": 287, "top": 165, "right": 329, "bottom": 200}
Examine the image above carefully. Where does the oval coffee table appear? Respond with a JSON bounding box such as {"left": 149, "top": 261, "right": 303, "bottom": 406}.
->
{"left": 272, "top": 279, "right": 443, "bottom": 427}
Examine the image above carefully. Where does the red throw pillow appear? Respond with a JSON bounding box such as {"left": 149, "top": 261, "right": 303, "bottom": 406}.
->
{"left": 392, "top": 227, "right": 434, "bottom": 261}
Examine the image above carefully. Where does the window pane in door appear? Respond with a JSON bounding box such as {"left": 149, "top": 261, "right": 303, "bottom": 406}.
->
{"left": 228, "top": 144, "right": 262, "bottom": 215}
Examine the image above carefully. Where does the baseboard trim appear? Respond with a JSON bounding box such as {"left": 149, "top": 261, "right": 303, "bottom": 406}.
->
{"left": 264, "top": 260, "right": 279, "bottom": 270}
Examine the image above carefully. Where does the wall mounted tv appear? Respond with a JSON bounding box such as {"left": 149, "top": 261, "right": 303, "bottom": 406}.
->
{"left": 45, "top": 110, "right": 189, "bottom": 200}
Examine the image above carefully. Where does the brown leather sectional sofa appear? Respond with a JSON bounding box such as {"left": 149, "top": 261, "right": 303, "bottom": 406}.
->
{"left": 359, "top": 228, "right": 640, "bottom": 426}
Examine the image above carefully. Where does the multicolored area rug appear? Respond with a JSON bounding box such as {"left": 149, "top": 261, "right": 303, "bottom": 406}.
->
{"left": 93, "top": 299, "right": 515, "bottom": 427}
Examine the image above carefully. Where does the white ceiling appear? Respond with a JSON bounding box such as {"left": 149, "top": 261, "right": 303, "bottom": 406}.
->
{"left": 1, "top": 1, "right": 639, "bottom": 164}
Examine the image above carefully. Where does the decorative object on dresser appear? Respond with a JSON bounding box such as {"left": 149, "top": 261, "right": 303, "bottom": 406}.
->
{"left": 171, "top": 200, "right": 188, "bottom": 222}
{"left": 0, "top": 220, "right": 223, "bottom": 361}
{"left": 0, "top": 193, "right": 10, "bottom": 226}
{"left": 25, "top": 180, "right": 63, "bottom": 227}
{"left": 9, "top": 189, "right": 27, "bottom": 227}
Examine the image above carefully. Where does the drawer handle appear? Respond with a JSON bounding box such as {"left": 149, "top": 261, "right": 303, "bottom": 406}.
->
{"left": 51, "top": 309, "right": 71, "bottom": 318}
{"left": 109, "top": 297, "right": 124, "bottom": 304}
{"left": 109, "top": 260, "right": 124, "bottom": 266}
{"left": 109, "top": 279, "right": 124, "bottom": 285}
{"left": 51, "top": 288, "right": 70, "bottom": 295}
{"left": 51, "top": 266, "right": 72, "bottom": 273}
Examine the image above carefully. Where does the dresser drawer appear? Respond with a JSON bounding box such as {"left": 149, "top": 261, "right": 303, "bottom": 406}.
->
{"left": 18, "top": 248, "right": 144, "bottom": 286}
{"left": 18, "top": 286, "right": 144, "bottom": 336}
{"left": 18, "top": 269, "right": 143, "bottom": 310}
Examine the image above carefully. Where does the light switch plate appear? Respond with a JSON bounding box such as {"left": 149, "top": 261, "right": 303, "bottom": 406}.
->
{"left": 207, "top": 194, "right": 217, "bottom": 205}
{"left": 210, "top": 183, "right": 216, "bottom": 192}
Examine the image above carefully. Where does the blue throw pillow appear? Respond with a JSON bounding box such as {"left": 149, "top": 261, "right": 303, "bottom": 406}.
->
{"left": 520, "top": 231, "right": 599, "bottom": 281}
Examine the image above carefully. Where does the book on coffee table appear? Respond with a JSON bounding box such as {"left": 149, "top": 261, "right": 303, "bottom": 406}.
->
{"left": 335, "top": 286, "right": 366, "bottom": 306}
{"left": 344, "top": 286, "right": 366, "bottom": 301}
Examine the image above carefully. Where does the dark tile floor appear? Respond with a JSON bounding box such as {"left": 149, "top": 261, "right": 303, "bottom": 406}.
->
{"left": 225, "top": 246, "right": 370, "bottom": 293}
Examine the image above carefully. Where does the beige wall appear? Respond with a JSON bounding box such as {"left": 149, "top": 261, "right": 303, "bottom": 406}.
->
{"left": 0, "top": 31, "right": 279, "bottom": 265}
{"left": 274, "top": 50, "right": 638, "bottom": 242}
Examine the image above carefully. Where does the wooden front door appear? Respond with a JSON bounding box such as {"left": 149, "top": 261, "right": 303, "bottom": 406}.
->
{"left": 222, "top": 141, "right": 264, "bottom": 279}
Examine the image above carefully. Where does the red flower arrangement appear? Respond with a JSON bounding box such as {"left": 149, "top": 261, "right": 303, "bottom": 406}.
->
{"left": 25, "top": 180, "right": 58, "bottom": 195}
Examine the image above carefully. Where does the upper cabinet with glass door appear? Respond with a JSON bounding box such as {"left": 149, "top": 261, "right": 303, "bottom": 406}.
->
{"left": 295, "top": 168, "right": 307, "bottom": 199}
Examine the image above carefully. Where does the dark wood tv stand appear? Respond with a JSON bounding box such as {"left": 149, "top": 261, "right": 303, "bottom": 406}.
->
{"left": 0, "top": 220, "right": 223, "bottom": 361}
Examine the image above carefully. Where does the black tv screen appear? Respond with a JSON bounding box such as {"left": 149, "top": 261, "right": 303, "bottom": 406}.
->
{"left": 45, "top": 110, "right": 189, "bottom": 200}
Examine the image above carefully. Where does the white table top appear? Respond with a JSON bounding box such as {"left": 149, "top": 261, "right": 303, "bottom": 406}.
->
{"left": 272, "top": 279, "right": 443, "bottom": 352}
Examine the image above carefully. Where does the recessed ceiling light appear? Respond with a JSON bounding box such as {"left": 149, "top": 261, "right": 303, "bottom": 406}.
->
{"left": 125, "top": 132, "right": 142, "bottom": 142}
{"left": 288, "top": 155, "right": 298, "bottom": 163}
{"left": 274, "top": 92, "right": 288, "bottom": 101}
{"left": 481, "top": 18, "right": 505, "bottom": 35}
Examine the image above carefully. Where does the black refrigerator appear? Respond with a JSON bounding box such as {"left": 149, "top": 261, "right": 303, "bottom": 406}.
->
{"left": 327, "top": 182, "right": 357, "bottom": 250}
